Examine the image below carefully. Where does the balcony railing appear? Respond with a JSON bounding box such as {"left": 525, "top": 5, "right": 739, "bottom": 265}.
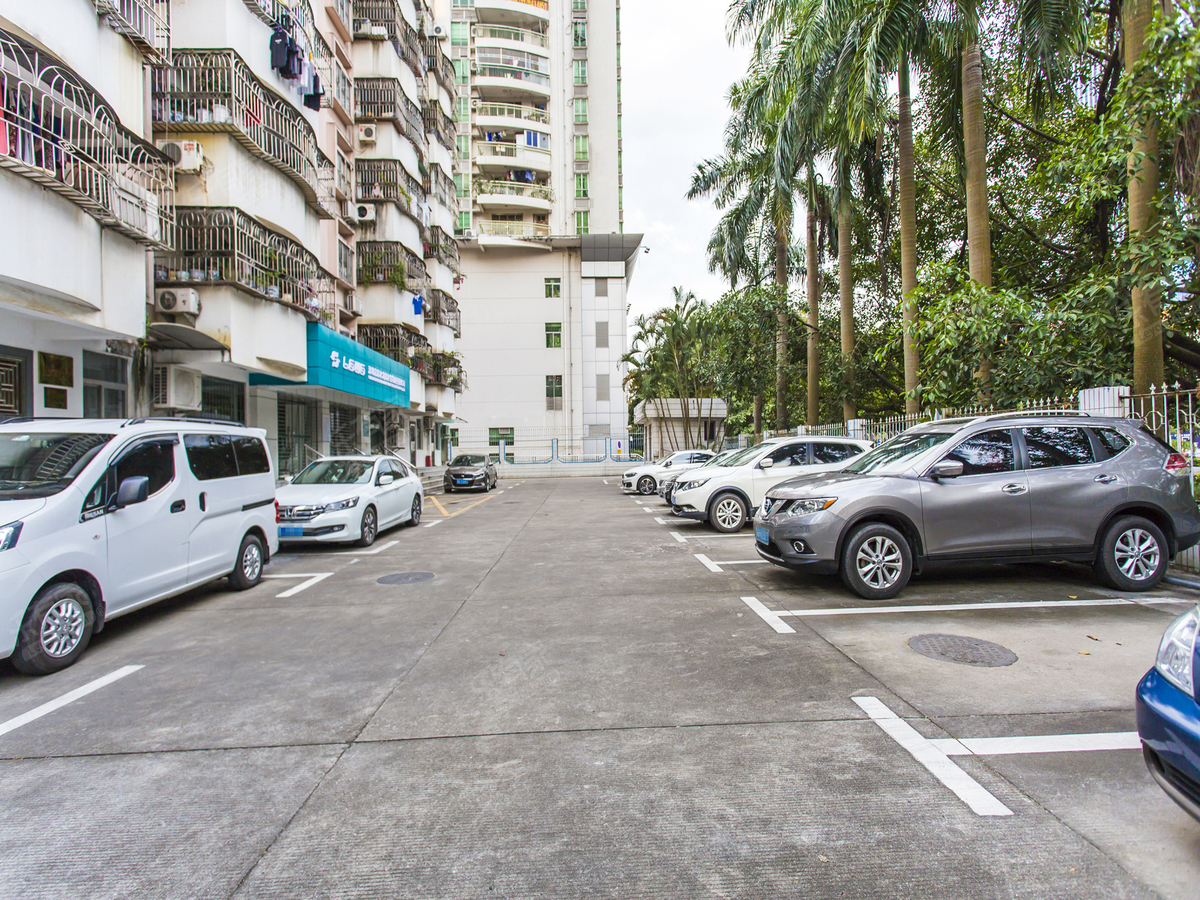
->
{"left": 475, "top": 101, "right": 548, "bottom": 125}
{"left": 476, "top": 219, "right": 550, "bottom": 237}
{"left": 151, "top": 49, "right": 332, "bottom": 219}
{"left": 0, "top": 29, "right": 175, "bottom": 247}
{"left": 154, "top": 206, "right": 330, "bottom": 319}
{"left": 432, "top": 354, "right": 466, "bottom": 392}
{"left": 423, "top": 102, "right": 455, "bottom": 154}
{"left": 357, "top": 323, "right": 430, "bottom": 364}
{"left": 353, "top": 0, "right": 424, "bottom": 77}
{"left": 474, "top": 179, "right": 552, "bottom": 201}
{"left": 429, "top": 163, "right": 455, "bottom": 209}
{"left": 94, "top": 0, "right": 171, "bottom": 63}
{"left": 317, "top": 150, "right": 336, "bottom": 217}
{"left": 314, "top": 33, "right": 353, "bottom": 120}
{"left": 355, "top": 77, "right": 404, "bottom": 123}
{"left": 424, "top": 37, "right": 456, "bottom": 91}
{"left": 357, "top": 240, "right": 428, "bottom": 293}
{"left": 476, "top": 142, "right": 551, "bottom": 166}
{"left": 474, "top": 24, "right": 548, "bottom": 48}
{"left": 356, "top": 158, "right": 425, "bottom": 217}
{"left": 422, "top": 225, "right": 459, "bottom": 268}
{"left": 425, "top": 288, "right": 461, "bottom": 335}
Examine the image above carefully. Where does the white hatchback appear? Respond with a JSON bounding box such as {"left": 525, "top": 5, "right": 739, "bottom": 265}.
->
{"left": 671, "top": 436, "right": 871, "bottom": 532}
{"left": 621, "top": 449, "right": 716, "bottom": 495}
{"left": 276, "top": 455, "right": 423, "bottom": 547}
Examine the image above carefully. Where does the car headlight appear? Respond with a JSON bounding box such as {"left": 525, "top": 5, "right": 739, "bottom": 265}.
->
{"left": 1156, "top": 606, "right": 1199, "bottom": 695}
{"left": 782, "top": 498, "right": 837, "bottom": 517}
{"left": 0, "top": 521, "right": 22, "bottom": 552}
{"left": 676, "top": 478, "right": 711, "bottom": 493}
{"left": 324, "top": 497, "right": 361, "bottom": 512}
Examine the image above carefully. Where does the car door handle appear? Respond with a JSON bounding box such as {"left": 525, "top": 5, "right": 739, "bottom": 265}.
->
{"left": 1095, "top": 474, "right": 1118, "bottom": 484}
{"left": 1002, "top": 483, "right": 1028, "bottom": 495}
{"left": 170, "top": 500, "right": 186, "bottom": 513}
{"left": 199, "top": 492, "right": 207, "bottom": 512}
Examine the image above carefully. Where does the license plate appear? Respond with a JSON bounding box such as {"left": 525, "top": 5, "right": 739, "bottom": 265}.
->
{"left": 456, "top": 479, "right": 468, "bottom": 485}
{"left": 279, "top": 526, "right": 304, "bottom": 538}
{"left": 755, "top": 526, "right": 769, "bottom": 544}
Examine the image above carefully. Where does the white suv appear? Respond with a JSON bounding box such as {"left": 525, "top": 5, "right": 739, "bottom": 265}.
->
{"left": 671, "top": 436, "right": 871, "bottom": 532}
{"left": 0, "top": 418, "right": 279, "bottom": 675}
{"left": 622, "top": 449, "right": 715, "bottom": 495}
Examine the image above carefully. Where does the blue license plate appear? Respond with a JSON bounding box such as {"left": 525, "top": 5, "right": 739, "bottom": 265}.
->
{"left": 279, "top": 526, "right": 304, "bottom": 538}
{"left": 755, "top": 526, "right": 769, "bottom": 544}
{"left": 456, "top": 479, "right": 469, "bottom": 485}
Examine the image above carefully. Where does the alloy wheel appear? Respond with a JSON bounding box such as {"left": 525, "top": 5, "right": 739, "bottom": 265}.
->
{"left": 855, "top": 535, "right": 904, "bottom": 590}
{"left": 411, "top": 496, "right": 422, "bottom": 526}
{"left": 1114, "top": 528, "right": 1160, "bottom": 582}
{"left": 363, "top": 509, "right": 377, "bottom": 543}
{"left": 41, "top": 598, "right": 86, "bottom": 658}
{"left": 638, "top": 476, "right": 655, "bottom": 495}
{"left": 241, "top": 542, "right": 263, "bottom": 583}
{"left": 713, "top": 497, "right": 744, "bottom": 531}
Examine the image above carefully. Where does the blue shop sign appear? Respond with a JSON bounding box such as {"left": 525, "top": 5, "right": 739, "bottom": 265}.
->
{"left": 251, "top": 323, "right": 410, "bottom": 407}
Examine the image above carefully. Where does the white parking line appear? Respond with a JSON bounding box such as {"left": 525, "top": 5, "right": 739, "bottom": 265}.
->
{"left": 931, "top": 732, "right": 1141, "bottom": 756}
{"left": 424, "top": 520, "right": 442, "bottom": 528}
{"left": 635, "top": 500, "right": 643, "bottom": 505}
{"left": 670, "top": 532, "right": 688, "bottom": 544}
{"left": 695, "top": 554, "right": 723, "bottom": 573}
{"left": 298, "top": 540, "right": 400, "bottom": 557}
{"left": 853, "top": 696, "right": 1013, "bottom": 817}
{"left": 643, "top": 507, "right": 655, "bottom": 514}
{"left": 603, "top": 480, "right": 609, "bottom": 484}
{"left": 0, "top": 665, "right": 144, "bottom": 738}
{"left": 741, "top": 597, "right": 795, "bottom": 633}
{"left": 263, "top": 572, "right": 334, "bottom": 598}
{"left": 655, "top": 517, "right": 673, "bottom": 525}
{"left": 778, "top": 597, "right": 1190, "bottom": 618}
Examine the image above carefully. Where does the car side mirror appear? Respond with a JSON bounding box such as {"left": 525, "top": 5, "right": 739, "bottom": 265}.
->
{"left": 929, "top": 460, "right": 964, "bottom": 480}
{"left": 663, "top": 461, "right": 672, "bottom": 468}
{"left": 759, "top": 458, "right": 775, "bottom": 469}
{"left": 378, "top": 473, "right": 394, "bottom": 486}
{"left": 112, "top": 476, "right": 150, "bottom": 509}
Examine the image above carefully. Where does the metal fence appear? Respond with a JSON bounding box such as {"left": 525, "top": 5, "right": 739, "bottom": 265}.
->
{"left": 452, "top": 427, "right": 641, "bottom": 464}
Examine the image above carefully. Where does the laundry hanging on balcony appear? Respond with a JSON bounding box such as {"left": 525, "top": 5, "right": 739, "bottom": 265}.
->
{"left": 413, "top": 296, "right": 424, "bottom": 316}
{"left": 304, "top": 73, "right": 323, "bottom": 111}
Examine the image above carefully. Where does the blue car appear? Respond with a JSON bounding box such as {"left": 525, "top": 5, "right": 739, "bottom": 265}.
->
{"left": 1136, "top": 605, "right": 1200, "bottom": 822}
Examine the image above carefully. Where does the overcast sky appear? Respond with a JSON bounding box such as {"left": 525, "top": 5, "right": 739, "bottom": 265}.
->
{"left": 621, "top": 0, "right": 750, "bottom": 321}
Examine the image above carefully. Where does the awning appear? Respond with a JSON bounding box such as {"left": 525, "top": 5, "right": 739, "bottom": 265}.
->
{"left": 146, "top": 322, "right": 230, "bottom": 351}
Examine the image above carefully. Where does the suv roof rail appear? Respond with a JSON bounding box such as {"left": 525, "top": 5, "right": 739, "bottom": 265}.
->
{"left": 968, "top": 409, "right": 1089, "bottom": 425}
{"left": 0, "top": 416, "right": 79, "bottom": 424}
{"left": 122, "top": 416, "right": 247, "bottom": 428}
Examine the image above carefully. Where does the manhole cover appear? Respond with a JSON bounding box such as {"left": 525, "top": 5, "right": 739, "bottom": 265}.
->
{"left": 907, "top": 634, "right": 1017, "bottom": 667}
{"left": 377, "top": 572, "right": 435, "bottom": 585}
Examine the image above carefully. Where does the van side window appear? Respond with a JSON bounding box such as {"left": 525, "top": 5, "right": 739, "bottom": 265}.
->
{"left": 1023, "top": 426, "right": 1094, "bottom": 469}
{"left": 117, "top": 439, "right": 176, "bottom": 495}
{"left": 184, "top": 434, "right": 239, "bottom": 480}
{"left": 232, "top": 436, "right": 272, "bottom": 475}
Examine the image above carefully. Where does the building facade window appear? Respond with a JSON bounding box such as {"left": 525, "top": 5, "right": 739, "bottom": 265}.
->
{"left": 454, "top": 173, "right": 470, "bottom": 197}
{"left": 574, "top": 98, "right": 588, "bottom": 123}
{"left": 457, "top": 134, "right": 471, "bottom": 159}
{"left": 457, "top": 211, "right": 471, "bottom": 233}
{"left": 575, "top": 174, "right": 589, "bottom": 197}
{"left": 82, "top": 350, "right": 128, "bottom": 419}
{"left": 488, "top": 427, "right": 514, "bottom": 462}
{"left": 456, "top": 97, "right": 470, "bottom": 121}
{"left": 595, "top": 277, "right": 608, "bottom": 297}
{"left": 451, "top": 21, "right": 470, "bottom": 45}
{"left": 546, "top": 322, "right": 562, "bottom": 348}
{"left": 546, "top": 375, "right": 563, "bottom": 410}
{"left": 573, "top": 0, "right": 587, "bottom": 9}
{"left": 573, "top": 21, "right": 587, "bottom": 47}
{"left": 573, "top": 59, "right": 588, "bottom": 84}
{"left": 596, "top": 373, "right": 609, "bottom": 398}
{"left": 574, "top": 135, "right": 589, "bottom": 160}
{"left": 453, "top": 59, "right": 470, "bottom": 84}
{"left": 576, "top": 211, "right": 589, "bottom": 235}
{"left": 545, "top": 277, "right": 561, "bottom": 298}
{"left": 595, "top": 320, "right": 608, "bottom": 347}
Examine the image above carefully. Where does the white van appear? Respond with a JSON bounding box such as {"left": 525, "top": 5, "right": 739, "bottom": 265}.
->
{"left": 0, "top": 418, "right": 279, "bottom": 675}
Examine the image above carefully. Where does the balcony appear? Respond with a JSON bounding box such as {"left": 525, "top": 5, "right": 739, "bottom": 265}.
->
{"left": 476, "top": 219, "right": 549, "bottom": 238}
{"left": 474, "top": 179, "right": 552, "bottom": 213}
{"left": 355, "top": 158, "right": 425, "bottom": 219}
{"left": 94, "top": 0, "right": 171, "bottom": 63}
{"left": 475, "top": 101, "right": 548, "bottom": 129}
{"left": 474, "top": 24, "right": 548, "bottom": 49}
{"left": 358, "top": 323, "right": 430, "bottom": 365}
{"left": 353, "top": 0, "right": 424, "bottom": 78}
{"left": 154, "top": 206, "right": 331, "bottom": 319}
{"left": 354, "top": 78, "right": 426, "bottom": 155}
{"left": 433, "top": 353, "right": 467, "bottom": 392}
{"left": 475, "top": 47, "right": 551, "bottom": 100}
{"left": 428, "top": 163, "right": 455, "bottom": 210}
{"left": 423, "top": 102, "right": 455, "bottom": 154}
{"left": 315, "top": 41, "right": 354, "bottom": 124}
{"left": 0, "top": 29, "right": 175, "bottom": 247}
{"left": 474, "top": 0, "right": 550, "bottom": 26}
{"left": 151, "top": 49, "right": 332, "bottom": 220}
{"left": 476, "top": 141, "right": 551, "bottom": 173}
{"left": 357, "top": 241, "right": 428, "bottom": 294}
{"left": 326, "top": 0, "right": 353, "bottom": 38}
{"left": 425, "top": 288, "right": 461, "bottom": 336}
{"left": 424, "top": 37, "right": 457, "bottom": 92}
{"left": 422, "top": 225, "right": 460, "bottom": 268}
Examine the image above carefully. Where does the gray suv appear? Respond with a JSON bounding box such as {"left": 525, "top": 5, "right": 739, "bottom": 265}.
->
{"left": 754, "top": 414, "right": 1200, "bottom": 600}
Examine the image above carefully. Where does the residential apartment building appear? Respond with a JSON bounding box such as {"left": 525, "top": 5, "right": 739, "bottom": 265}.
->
{"left": 0, "top": 0, "right": 464, "bottom": 474}
{"left": 448, "top": 0, "right": 642, "bottom": 456}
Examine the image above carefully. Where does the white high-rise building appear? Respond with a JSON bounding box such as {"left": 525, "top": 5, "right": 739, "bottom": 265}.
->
{"left": 447, "top": 0, "right": 641, "bottom": 456}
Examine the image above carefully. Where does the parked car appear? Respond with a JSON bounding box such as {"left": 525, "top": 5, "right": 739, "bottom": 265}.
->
{"left": 622, "top": 449, "right": 715, "bottom": 495}
{"left": 0, "top": 418, "right": 278, "bottom": 675}
{"left": 659, "top": 448, "right": 741, "bottom": 505}
{"left": 1137, "top": 604, "right": 1200, "bottom": 822}
{"left": 672, "top": 436, "right": 871, "bottom": 533}
{"left": 444, "top": 453, "right": 497, "bottom": 493}
{"left": 755, "top": 413, "right": 1200, "bottom": 599}
{"left": 277, "top": 455, "right": 422, "bottom": 548}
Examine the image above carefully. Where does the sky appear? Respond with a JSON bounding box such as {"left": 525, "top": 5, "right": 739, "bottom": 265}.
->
{"left": 621, "top": 0, "right": 751, "bottom": 322}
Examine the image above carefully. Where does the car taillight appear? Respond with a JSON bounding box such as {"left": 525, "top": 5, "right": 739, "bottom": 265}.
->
{"left": 1165, "top": 452, "right": 1189, "bottom": 474}
{"left": 275, "top": 500, "right": 280, "bottom": 523}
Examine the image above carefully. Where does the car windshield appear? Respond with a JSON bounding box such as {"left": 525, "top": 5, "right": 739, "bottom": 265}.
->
{"left": 700, "top": 451, "right": 736, "bottom": 468}
{"left": 291, "top": 460, "right": 375, "bottom": 485}
{"left": 719, "top": 442, "right": 770, "bottom": 468}
{"left": 0, "top": 432, "right": 113, "bottom": 500}
{"left": 451, "top": 455, "right": 487, "bottom": 466}
{"left": 842, "top": 432, "right": 955, "bottom": 474}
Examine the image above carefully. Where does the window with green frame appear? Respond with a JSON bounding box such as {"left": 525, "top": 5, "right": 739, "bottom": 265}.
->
{"left": 574, "top": 98, "right": 588, "bottom": 123}
{"left": 454, "top": 173, "right": 469, "bottom": 197}
{"left": 545, "top": 322, "right": 562, "bottom": 348}
{"left": 573, "top": 0, "right": 586, "bottom": 9}
{"left": 457, "top": 211, "right": 471, "bottom": 233}
{"left": 573, "top": 59, "right": 588, "bottom": 84}
{"left": 453, "top": 59, "right": 469, "bottom": 84}
{"left": 574, "top": 134, "right": 588, "bottom": 160}
{"left": 488, "top": 428, "right": 515, "bottom": 458}
{"left": 451, "top": 21, "right": 469, "bottom": 46}
{"left": 544, "top": 277, "right": 561, "bottom": 298}
{"left": 452, "top": 0, "right": 474, "bottom": 6}
{"left": 456, "top": 134, "right": 471, "bottom": 159}
{"left": 456, "top": 97, "right": 470, "bottom": 121}
{"left": 575, "top": 173, "right": 589, "bottom": 198}
{"left": 576, "top": 211, "right": 589, "bottom": 235}
{"left": 573, "top": 21, "right": 587, "bottom": 46}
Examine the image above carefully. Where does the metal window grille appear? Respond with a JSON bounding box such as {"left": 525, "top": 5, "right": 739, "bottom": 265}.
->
{"left": 355, "top": 158, "right": 426, "bottom": 216}
{"left": 200, "top": 376, "right": 245, "bottom": 423}
{"left": 151, "top": 49, "right": 330, "bottom": 220}
{"left": 93, "top": 0, "right": 171, "bottom": 63}
{"left": 278, "top": 398, "right": 317, "bottom": 477}
{"left": 358, "top": 323, "right": 430, "bottom": 362}
{"left": 357, "top": 241, "right": 428, "bottom": 293}
{"left": 353, "top": 0, "right": 424, "bottom": 77}
{"left": 1, "top": 29, "right": 175, "bottom": 247}
{"left": 338, "top": 240, "right": 355, "bottom": 286}
{"left": 329, "top": 402, "right": 359, "bottom": 455}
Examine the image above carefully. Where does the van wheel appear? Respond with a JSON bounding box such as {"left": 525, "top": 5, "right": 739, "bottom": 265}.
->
{"left": 229, "top": 533, "right": 265, "bottom": 591}
{"left": 710, "top": 493, "right": 748, "bottom": 533}
{"left": 840, "top": 523, "right": 912, "bottom": 600}
{"left": 357, "top": 505, "right": 378, "bottom": 547}
{"left": 1095, "top": 516, "right": 1167, "bottom": 591}
{"left": 12, "top": 584, "right": 95, "bottom": 675}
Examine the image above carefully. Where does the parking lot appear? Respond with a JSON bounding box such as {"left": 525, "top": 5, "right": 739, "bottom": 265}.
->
{"left": 1, "top": 476, "right": 1198, "bottom": 899}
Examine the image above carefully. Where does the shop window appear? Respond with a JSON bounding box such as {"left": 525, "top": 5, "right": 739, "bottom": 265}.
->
{"left": 83, "top": 350, "right": 127, "bottom": 419}
{"left": 201, "top": 376, "right": 246, "bottom": 424}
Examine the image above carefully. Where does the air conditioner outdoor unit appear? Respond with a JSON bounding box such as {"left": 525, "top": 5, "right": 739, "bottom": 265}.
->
{"left": 155, "top": 287, "right": 201, "bottom": 315}
{"left": 353, "top": 18, "right": 371, "bottom": 34}
{"left": 355, "top": 203, "right": 377, "bottom": 223}
{"left": 425, "top": 23, "right": 445, "bottom": 39}
{"left": 347, "top": 293, "right": 362, "bottom": 315}
{"left": 358, "top": 123, "right": 378, "bottom": 144}
{"left": 470, "top": 98, "right": 479, "bottom": 108}
{"left": 370, "top": 24, "right": 387, "bottom": 37}
{"left": 156, "top": 139, "right": 204, "bottom": 174}
{"left": 152, "top": 365, "right": 204, "bottom": 411}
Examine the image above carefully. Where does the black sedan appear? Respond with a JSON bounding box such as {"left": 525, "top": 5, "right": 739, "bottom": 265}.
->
{"left": 444, "top": 454, "right": 498, "bottom": 493}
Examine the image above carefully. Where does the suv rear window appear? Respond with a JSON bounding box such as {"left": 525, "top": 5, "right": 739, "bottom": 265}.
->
{"left": 1023, "top": 427, "right": 1094, "bottom": 468}
{"left": 1093, "top": 428, "right": 1131, "bottom": 460}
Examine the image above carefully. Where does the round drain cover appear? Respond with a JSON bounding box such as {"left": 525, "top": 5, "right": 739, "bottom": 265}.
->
{"left": 907, "top": 633, "right": 1017, "bottom": 667}
{"left": 377, "top": 572, "right": 435, "bottom": 585}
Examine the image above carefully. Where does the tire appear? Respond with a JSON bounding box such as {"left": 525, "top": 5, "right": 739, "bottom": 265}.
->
{"left": 229, "top": 533, "right": 265, "bottom": 591}
{"left": 11, "top": 583, "right": 95, "bottom": 675}
{"left": 408, "top": 495, "right": 422, "bottom": 527}
{"left": 1094, "top": 515, "right": 1168, "bottom": 591}
{"left": 840, "top": 522, "right": 912, "bottom": 600}
{"left": 637, "top": 475, "right": 656, "bottom": 495}
{"left": 709, "top": 492, "right": 749, "bottom": 533}
{"left": 357, "top": 505, "right": 378, "bottom": 547}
